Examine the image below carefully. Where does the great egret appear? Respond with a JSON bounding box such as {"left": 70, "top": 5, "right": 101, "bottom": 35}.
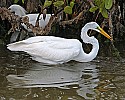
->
{"left": 7, "top": 22, "right": 112, "bottom": 64}
{"left": 8, "top": 4, "right": 51, "bottom": 31}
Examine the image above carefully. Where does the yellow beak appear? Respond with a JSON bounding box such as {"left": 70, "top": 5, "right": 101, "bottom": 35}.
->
{"left": 98, "top": 27, "right": 113, "bottom": 41}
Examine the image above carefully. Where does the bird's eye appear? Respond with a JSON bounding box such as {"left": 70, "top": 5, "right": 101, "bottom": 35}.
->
{"left": 96, "top": 27, "right": 100, "bottom": 30}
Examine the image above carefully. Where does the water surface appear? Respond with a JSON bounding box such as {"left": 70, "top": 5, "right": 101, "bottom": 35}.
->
{"left": 0, "top": 43, "right": 125, "bottom": 100}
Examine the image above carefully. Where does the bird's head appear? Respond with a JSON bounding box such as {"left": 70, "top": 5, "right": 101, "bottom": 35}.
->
{"left": 87, "top": 22, "right": 113, "bottom": 41}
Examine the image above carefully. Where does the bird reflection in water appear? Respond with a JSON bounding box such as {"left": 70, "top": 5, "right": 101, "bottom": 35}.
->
{"left": 7, "top": 62, "right": 100, "bottom": 99}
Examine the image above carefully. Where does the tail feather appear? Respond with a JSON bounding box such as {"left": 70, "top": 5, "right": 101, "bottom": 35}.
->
{"left": 7, "top": 42, "right": 26, "bottom": 51}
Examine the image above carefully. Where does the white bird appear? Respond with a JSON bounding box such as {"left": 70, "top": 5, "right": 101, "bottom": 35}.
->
{"left": 8, "top": 4, "right": 51, "bottom": 31}
{"left": 7, "top": 22, "right": 112, "bottom": 64}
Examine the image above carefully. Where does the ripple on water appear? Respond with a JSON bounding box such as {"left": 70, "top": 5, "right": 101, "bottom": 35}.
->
{"left": 1, "top": 44, "right": 125, "bottom": 99}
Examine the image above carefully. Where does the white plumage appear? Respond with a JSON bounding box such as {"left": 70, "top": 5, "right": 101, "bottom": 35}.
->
{"left": 8, "top": 4, "right": 51, "bottom": 31}
{"left": 7, "top": 22, "right": 112, "bottom": 64}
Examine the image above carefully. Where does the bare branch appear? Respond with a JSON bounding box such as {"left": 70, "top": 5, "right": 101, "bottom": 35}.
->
{"left": 0, "top": 7, "right": 57, "bottom": 35}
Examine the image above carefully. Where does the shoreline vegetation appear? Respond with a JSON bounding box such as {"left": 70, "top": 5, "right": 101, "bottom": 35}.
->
{"left": 0, "top": 0, "right": 124, "bottom": 59}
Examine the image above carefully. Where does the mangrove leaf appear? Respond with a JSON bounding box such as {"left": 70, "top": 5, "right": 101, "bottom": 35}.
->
{"left": 89, "top": 6, "right": 98, "bottom": 12}
{"left": 64, "top": 6, "right": 72, "bottom": 14}
{"left": 100, "top": 7, "right": 108, "bottom": 18}
{"left": 53, "top": 1, "right": 64, "bottom": 7}
{"left": 70, "top": 1, "right": 75, "bottom": 8}
{"left": 105, "top": 0, "right": 113, "bottom": 9}
{"left": 44, "top": 0, "right": 52, "bottom": 8}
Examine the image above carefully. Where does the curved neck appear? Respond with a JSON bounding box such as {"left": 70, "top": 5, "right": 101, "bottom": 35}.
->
{"left": 78, "top": 24, "right": 99, "bottom": 62}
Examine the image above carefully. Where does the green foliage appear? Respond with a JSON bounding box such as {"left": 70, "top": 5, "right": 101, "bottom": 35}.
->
{"left": 100, "top": 6, "right": 108, "bottom": 18}
{"left": 43, "top": 0, "right": 75, "bottom": 14}
{"left": 70, "top": 1, "right": 74, "bottom": 8}
{"left": 89, "top": 6, "right": 98, "bottom": 12}
{"left": 22, "top": 0, "right": 25, "bottom": 3}
{"left": 44, "top": 0, "right": 64, "bottom": 8}
{"left": 89, "top": 0, "right": 113, "bottom": 18}
{"left": 53, "top": 1, "right": 64, "bottom": 7}
{"left": 64, "top": 6, "right": 72, "bottom": 14}
{"left": 14, "top": 0, "right": 25, "bottom": 3}
{"left": 43, "top": 0, "right": 52, "bottom": 8}
{"left": 14, "top": 0, "right": 18, "bottom": 3}
{"left": 105, "top": 0, "right": 112, "bottom": 9}
{"left": 64, "top": 0, "right": 75, "bottom": 14}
